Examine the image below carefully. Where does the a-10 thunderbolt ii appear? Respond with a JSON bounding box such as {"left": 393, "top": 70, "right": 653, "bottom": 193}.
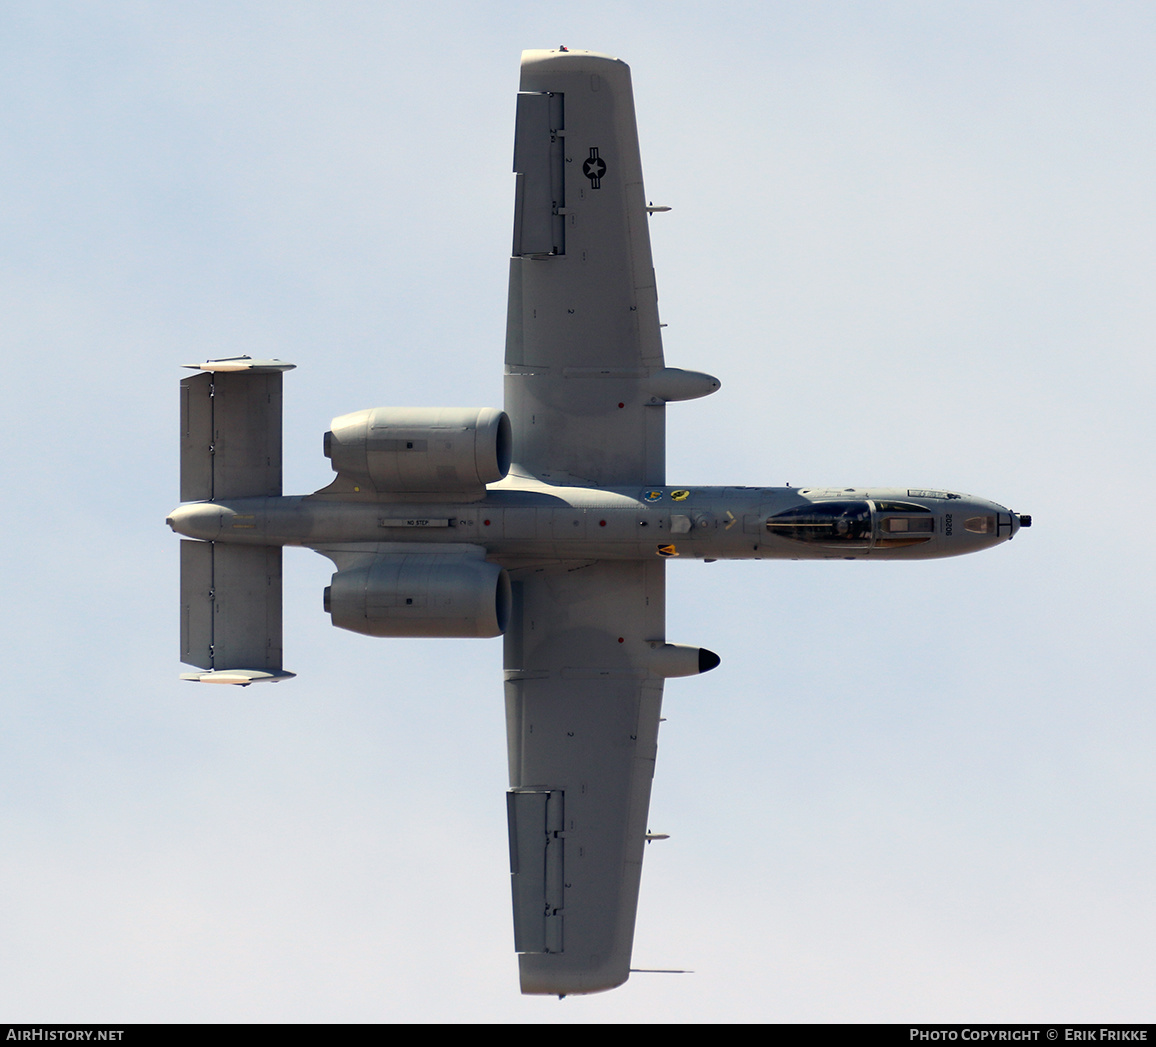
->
{"left": 167, "top": 48, "right": 1030, "bottom": 997}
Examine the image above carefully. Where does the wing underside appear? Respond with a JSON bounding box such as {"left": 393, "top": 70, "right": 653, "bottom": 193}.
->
{"left": 505, "top": 49, "right": 666, "bottom": 487}
{"left": 504, "top": 559, "right": 665, "bottom": 995}
{"left": 501, "top": 50, "right": 675, "bottom": 996}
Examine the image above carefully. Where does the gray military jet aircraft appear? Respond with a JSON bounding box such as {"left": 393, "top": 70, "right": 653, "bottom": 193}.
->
{"left": 168, "top": 48, "right": 1030, "bottom": 997}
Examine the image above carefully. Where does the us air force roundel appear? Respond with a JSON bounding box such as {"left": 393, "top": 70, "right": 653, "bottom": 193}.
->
{"left": 583, "top": 147, "right": 605, "bottom": 188}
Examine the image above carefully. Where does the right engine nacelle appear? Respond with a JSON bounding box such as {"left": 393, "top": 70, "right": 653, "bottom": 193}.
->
{"left": 324, "top": 550, "right": 511, "bottom": 638}
{"left": 324, "top": 407, "right": 511, "bottom": 497}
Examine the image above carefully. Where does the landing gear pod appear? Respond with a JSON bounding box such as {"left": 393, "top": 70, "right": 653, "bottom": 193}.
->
{"left": 646, "top": 642, "right": 721, "bottom": 677}
{"left": 324, "top": 407, "right": 512, "bottom": 497}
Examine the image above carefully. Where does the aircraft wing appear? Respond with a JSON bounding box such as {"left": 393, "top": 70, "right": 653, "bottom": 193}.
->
{"left": 505, "top": 49, "right": 666, "bottom": 487}
{"left": 504, "top": 560, "right": 665, "bottom": 996}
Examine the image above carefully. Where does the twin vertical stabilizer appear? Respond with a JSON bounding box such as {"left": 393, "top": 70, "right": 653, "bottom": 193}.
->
{"left": 177, "top": 358, "right": 295, "bottom": 685}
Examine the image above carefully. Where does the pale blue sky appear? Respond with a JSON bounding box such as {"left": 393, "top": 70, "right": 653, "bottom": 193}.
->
{"left": 2, "top": 1, "right": 1153, "bottom": 1022}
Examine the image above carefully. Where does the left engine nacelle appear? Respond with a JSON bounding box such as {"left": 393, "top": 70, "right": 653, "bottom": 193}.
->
{"left": 324, "top": 551, "right": 511, "bottom": 638}
{"left": 324, "top": 407, "right": 511, "bottom": 496}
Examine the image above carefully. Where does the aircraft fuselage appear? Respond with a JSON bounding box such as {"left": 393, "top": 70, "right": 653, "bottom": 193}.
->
{"left": 167, "top": 482, "right": 1025, "bottom": 562}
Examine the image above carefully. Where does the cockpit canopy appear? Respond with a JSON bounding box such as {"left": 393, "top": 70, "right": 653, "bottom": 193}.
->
{"left": 873, "top": 500, "right": 934, "bottom": 548}
{"left": 766, "top": 500, "right": 935, "bottom": 550}
{"left": 766, "top": 500, "right": 873, "bottom": 547}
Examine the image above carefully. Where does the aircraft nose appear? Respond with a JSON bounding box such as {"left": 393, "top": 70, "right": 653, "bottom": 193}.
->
{"left": 996, "top": 505, "right": 1019, "bottom": 540}
{"left": 945, "top": 500, "right": 1025, "bottom": 548}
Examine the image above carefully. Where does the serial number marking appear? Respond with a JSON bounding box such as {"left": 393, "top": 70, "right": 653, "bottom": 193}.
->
{"left": 378, "top": 518, "right": 451, "bottom": 528}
